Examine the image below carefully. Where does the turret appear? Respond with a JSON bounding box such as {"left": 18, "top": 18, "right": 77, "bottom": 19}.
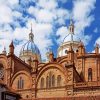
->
{"left": 48, "top": 51, "right": 54, "bottom": 62}
{"left": 9, "top": 41, "right": 14, "bottom": 55}
{"left": 95, "top": 43, "right": 99, "bottom": 54}
{"left": 46, "top": 49, "right": 54, "bottom": 62}
{"left": 78, "top": 41, "right": 85, "bottom": 56}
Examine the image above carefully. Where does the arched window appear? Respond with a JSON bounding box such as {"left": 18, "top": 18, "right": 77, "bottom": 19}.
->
{"left": 88, "top": 68, "right": 92, "bottom": 81}
{"left": 52, "top": 75, "right": 55, "bottom": 87}
{"left": 46, "top": 76, "right": 49, "bottom": 88}
{"left": 57, "top": 75, "right": 61, "bottom": 86}
{"left": 17, "top": 80, "right": 20, "bottom": 89}
{"left": 17, "top": 77, "right": 24, "bottom": 89}
{"left": 40, "top": 77, "right": 44, "bottom": 88}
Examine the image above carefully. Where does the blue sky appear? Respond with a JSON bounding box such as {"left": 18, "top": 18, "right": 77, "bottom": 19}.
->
{"left": 0, "top": 0, "right": 99, "bottom": 60}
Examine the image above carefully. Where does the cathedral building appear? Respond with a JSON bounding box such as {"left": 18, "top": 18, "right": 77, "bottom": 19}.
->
{"left": 0, "top": 19, "right": 100, "bottom": 100}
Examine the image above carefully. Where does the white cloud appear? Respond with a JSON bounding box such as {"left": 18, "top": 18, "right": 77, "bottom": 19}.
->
{"left": 13, "top": 27, "right": 29, "bottom": 40}
{"left": 7, "top": 0, "right": 19, "bottom": 6}
{"left": 94, "top": 28, "right": 98, "bottom": 33}
{"left": 0, "top": 29, "right": 13, "bottom": 40}
{"left": 0, "top": 5, "right": 13, "bottom": 24}
{"left": 73, "top": 0, "right": 95, "bottom": 21}
{"left": 55, "top": 8, "right": 70, "bottom": 25}
{"left": 36, "top": 0, "right": 58, "bottom": 10}
{"left": 36, "top": 9, "right": 56, "bottom": 23}
{"left": 56, "top": 26, "right": 68, "bottom": 43}
{"left": 72, "top": 0, "right": 96, "bottom": 45}
{"left": 28, "top": 6, "right": 38, "bottom": 17}
{"left": 95, "top": 37, "right": 100, "bottom": 45}
{"left": 74, "top": 16, "right": 94, "bottom": 35}
{"left": 13, "top": 11, "right": 22, "bottom": 18}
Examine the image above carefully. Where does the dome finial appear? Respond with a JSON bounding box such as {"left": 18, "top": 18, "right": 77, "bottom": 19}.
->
{"left": 70, "top": 16, "right": 73, "bottom": 25}
{"left": 31, "top": 23, "right": 33, "bottom": 33}
{"left": 29, "top": 23, "right": 34, "bottom": 42}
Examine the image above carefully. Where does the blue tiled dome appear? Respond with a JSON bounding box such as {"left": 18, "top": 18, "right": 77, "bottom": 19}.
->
{"left": 20, "top": 40, "right": 41, "bottom": 55}
{"left": 20, "top": 27, "right": 41, "bottom": 56}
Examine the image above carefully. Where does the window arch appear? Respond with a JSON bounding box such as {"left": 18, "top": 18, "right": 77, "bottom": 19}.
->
{"left": 40, "top": 77, "right": 44, "bottom": 88}
{"left": 57, "top": 75, "right": 61, "bottom": 86}
{"left": 52, "top": 75, "right": 55, "bottom": 87}
{"left": 88, "top": 68, "right": 92, "bottom": 81}
{"left": 17, "top": 77, "right": 24, "bottom": 89}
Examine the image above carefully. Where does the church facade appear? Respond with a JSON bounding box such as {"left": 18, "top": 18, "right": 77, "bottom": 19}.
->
{"left": 0, "top": 20, "right": 100, "bottom": 100}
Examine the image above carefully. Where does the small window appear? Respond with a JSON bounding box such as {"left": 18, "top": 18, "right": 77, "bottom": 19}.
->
{"left": 88, "top": 68, "right": 92, "bottom": 81}
{"left": 52, "top": 75, "right": 55, "bottom": 87}
{"left": 57, "top": 75, "right": 61, "bottom": 86}
{"left": 46, "top": 76, "right": 49, "bottom": 88}
{"left": 26, "top": 95, "right": 29, "bottom": 98}
{"left": 40, "top": 77, "right": 44, "bottom": 88}
{"left": 17, "top": 80, "right": 20, "bottom": 89}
